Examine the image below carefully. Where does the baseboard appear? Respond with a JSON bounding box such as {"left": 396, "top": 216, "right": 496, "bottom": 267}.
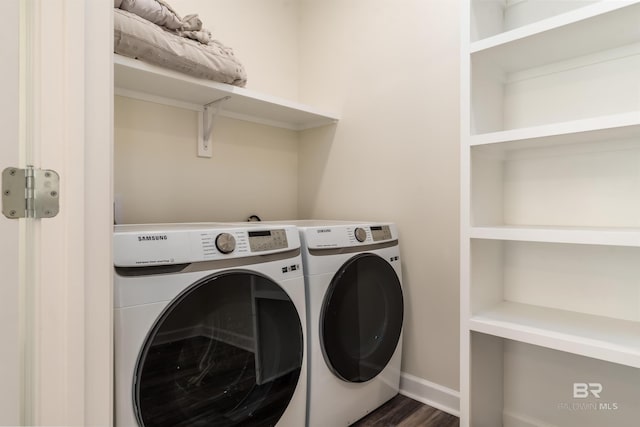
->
{"left": 503, "top": 410, "right": 558, "bottom": 427}
{"left": 399, "top": 372, "right": 460, "bottom": 417}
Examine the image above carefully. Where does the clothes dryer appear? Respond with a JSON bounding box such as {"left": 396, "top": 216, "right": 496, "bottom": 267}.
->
{"left": 287, "top": 220, "right": 404, "bottom": 427}
{"left": 114, "top": 223, "right": 307, "bottom": 427}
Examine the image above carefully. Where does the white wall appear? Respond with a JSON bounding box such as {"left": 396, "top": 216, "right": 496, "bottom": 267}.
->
{"left": 297, "top": 0, "right": 461, "bottom": 390}
{"left": 114, "top": 0, "right": 461, "bottom": 394}
{"left": 114, "top": 96, "right": 299, "bottom": 223}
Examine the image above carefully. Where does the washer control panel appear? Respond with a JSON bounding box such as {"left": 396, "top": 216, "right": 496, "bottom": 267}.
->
{"left": 215, "top": 233, "right": 236, "bottom": 254}
{"left": 371, "top": 225, "right": 392, "bottom": 242}
{"left": 113, "top": 224, "right": 299, "bottom": 267}
{"left": 354, "top": 227, "right": 367, "bottom": 242}
{"left": 248, "top": 229, "right": 288, "bottom": 252}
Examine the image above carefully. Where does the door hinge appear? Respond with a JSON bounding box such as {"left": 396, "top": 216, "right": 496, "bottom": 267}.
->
{"left": 2, "top": 166, "right": 59, "bottom": 219}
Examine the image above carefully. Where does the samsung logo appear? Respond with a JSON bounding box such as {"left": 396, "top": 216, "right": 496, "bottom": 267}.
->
{"left": 317, "top": 229, "right": 332, "bottom": 233}
{"left": 138, "top": 234, "right": 168, "bottom": 242}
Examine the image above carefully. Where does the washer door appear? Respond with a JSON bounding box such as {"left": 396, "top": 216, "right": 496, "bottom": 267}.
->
{"left": 134, "top": 271, "right": 303, "bottom": 427}
{"left": 320, "top": 253, "right": 403, "bottom": 383}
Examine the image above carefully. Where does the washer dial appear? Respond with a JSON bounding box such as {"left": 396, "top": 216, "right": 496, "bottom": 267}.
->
{"left": 215, "top": 233, "right": 236, "bottom": 254}
{"left": 354, "top": 227, "right": 367, "bottom": 243}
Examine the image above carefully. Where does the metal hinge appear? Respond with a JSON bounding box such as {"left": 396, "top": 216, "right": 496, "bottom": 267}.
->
{"left": 2, "top": 166, "right": 59, "bottom": 219}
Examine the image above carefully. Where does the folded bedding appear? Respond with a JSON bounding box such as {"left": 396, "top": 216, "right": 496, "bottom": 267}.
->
{"left": 178, "top": 13, "right": 212, "bottom": 45}
{"left": 114, "top": 8, "right": 247, "bottom": 87}
{"left": 119, "top": 0, "right": 182, "bottom": 30}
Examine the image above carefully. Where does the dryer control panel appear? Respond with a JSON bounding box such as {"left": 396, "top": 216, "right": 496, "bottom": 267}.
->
{"left": 248, "top": 229, "right": 288, "bottom": 252}
{"left": 113, "top": 223, "right": 300, "bottom": 267}
{"left": 303, "top": 223, "right": 397, "bottom": 250}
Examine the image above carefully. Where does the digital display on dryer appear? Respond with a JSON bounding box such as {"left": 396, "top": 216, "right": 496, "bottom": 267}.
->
{"left": 248, "top": 229, "right": 288, "bottom": 252}
{"left": 371, "top": 225, "right": 392, "bottom": 241}
{"left": 248, "top": 230, "right": 272, "bottom": 237}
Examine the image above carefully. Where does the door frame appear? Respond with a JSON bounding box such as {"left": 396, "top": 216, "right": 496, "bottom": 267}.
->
{"left": 0, "top": 1, "right": 22, "bottom": 424}
{"left": 24, "top": 1, "right": 113, "bottom": 425}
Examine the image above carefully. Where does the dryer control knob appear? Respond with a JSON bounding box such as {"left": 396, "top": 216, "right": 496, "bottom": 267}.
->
{"left": 354, "top": 227, "right": 367, "bottom": 243}
{"left": 215, "top": 233, "right": 236, "bottom": 254}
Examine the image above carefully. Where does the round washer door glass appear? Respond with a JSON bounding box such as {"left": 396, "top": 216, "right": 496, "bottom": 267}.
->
{"left": 134, "top": 271, "right": 303, "bottom": 427}
{"left": 321, "top": 253, "right": 403, "bottom": 383}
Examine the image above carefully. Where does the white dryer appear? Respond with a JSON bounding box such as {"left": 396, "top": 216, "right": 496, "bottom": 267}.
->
{"left": 291, "top": 220, "right": 404, "bottom": 427}
{"left": 114, "top": 223, "right": 307, "bottom": 427}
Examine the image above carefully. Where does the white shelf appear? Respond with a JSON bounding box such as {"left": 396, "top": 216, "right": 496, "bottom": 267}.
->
{"left": 470, "top": 1, "right": 640, "bottom": 72}
{"left": 113, "top": 54, "right": 339, "bottom": 130}
{"left": 469, "top": 301, "right": 640, "bottom": 368}
{"left": 470, "top": 111, "right": 640, "bottom": 148}
{"left": 463, "top": 2, "right": 640, "bottom": 425}
{"left": 470, "top": 226, "right": 640, "bottom": 247}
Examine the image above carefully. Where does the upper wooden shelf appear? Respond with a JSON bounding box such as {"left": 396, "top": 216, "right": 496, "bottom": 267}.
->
{"left": 113, "top": 54, "right": 339, "bottom": 131}
{"left": 469, "top": 1, "right": 640, "bottom": 72}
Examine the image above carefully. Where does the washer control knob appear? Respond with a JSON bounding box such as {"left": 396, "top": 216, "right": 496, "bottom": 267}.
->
{"left": 215, "top": 233, "right": 236, "bottom": 254}
{"left": 354, "top": 227, "right": 367, "bottom": 243}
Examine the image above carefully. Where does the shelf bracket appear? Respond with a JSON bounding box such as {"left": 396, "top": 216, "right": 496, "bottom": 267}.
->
{"left": 198, "top": 96, "right": 231, "bottom": 158}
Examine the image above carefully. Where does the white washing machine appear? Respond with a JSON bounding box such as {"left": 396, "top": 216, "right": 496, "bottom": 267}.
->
{"left": 113, "top": 223, "right": 307, "bottom": 427}
{"left": 287, "top": 220, "right": 404, "bottom": 427}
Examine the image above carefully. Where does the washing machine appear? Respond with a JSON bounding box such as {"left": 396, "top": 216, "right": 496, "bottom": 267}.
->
{"left": 113, "top": 223, "right": 307, "bottom": 427}
{"left": 288, "top": 220, "right": 404, "bottom": 427}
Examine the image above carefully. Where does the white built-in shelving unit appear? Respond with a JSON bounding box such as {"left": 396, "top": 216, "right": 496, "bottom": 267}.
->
{"left": 461, "top": 1, "right": 640, "bottom": 426}
{"left": 113, "top": 54, "right": 339, "bottom": 156}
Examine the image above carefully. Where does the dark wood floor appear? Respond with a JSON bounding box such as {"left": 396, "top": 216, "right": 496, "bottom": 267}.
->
{"left": 352, "top": 394, "right": 459, "bottom": 427}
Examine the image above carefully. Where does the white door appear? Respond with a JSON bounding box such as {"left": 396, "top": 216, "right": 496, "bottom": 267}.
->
{"left": 0, "top": 1, "right": 113, "bottom": 425}
{"left": 0, "top": 1, "right": 22, "bottom": 424}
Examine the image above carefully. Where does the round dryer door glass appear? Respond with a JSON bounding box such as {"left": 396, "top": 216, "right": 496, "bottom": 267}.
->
{"left": 321, "top": 253, "right": 403, "bottom": 383}
{"left": 134, "top": 271, "right": 303, "bottom": 427}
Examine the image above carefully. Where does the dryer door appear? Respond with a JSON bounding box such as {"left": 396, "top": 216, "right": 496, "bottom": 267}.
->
{"left": 320, "top": 253, "right": 403, "bottom": 383}
{"left": 133, "top": 271, "right": 303, "bottom": 427}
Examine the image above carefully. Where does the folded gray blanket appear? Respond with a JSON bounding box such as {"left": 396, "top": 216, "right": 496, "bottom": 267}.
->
{"left": 117, "top": 0, "right": 215, "bottom": 46}
{"left": 119, "top": 0, "right": 182, "bottom": 30}
{"left": 114, "top": 8, "right": 247, "bottom": 87}
{"left": 178, "top": 14, "right": 212, "bottom": 45}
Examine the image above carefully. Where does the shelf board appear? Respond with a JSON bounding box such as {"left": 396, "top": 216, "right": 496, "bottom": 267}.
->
{"left": 470, "top": 226, "right": 640, "bottom": 247}
{"left": 113, "top": 54, "right": 339, "bottom": 130}
{"left": 469, "top": 111, "right": 640, "bottom": 148}
{"left": 469, "top": 301, "right": 640, "bottom": 368}
{"left": 470, "top": 1, "right": 640, "bottom": 72}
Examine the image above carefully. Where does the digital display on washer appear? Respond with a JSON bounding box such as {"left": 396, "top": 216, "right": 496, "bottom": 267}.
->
{"left": 248, "top": 230, "right": 272, "bottom": 237}
{"left": 371, "top": 225, "right": 392, "bottom": 241}
{"left": 249, "top": 229, "right": 288, "bottom": 252}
